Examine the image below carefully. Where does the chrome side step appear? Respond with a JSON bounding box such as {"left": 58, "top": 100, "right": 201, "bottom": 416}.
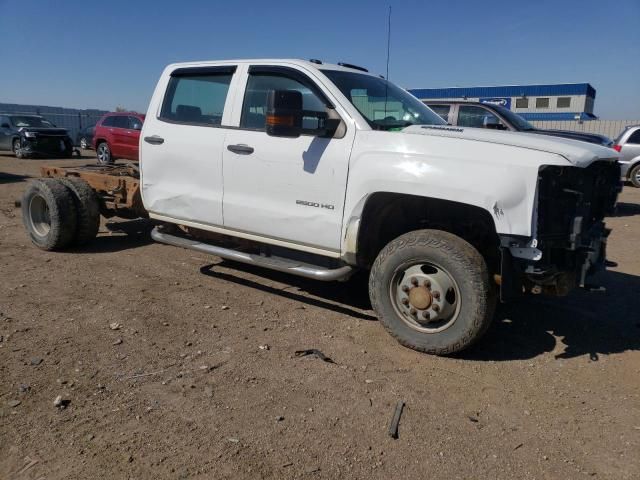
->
{"left": 151, "top": 227, "right": 354, "bottom": 281}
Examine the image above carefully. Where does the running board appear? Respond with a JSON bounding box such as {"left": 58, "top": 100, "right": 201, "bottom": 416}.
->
{"left": 151, "top": 227, "right": 354, "bottom": 281}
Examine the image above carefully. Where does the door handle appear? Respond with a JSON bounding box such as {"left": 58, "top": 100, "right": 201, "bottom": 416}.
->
{"left": 144, "top": 135, "right": 164, "bottom": 145}
{"left": 227, "top": 144, "right": 254, "bottom": 155}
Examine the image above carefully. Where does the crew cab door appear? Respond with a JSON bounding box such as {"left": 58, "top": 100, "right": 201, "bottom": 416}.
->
{"left": 222, "top": 65, "right": 354, "bottom": 253}
{"left": 140, "top": 65, "right": 237, "bottom": 226}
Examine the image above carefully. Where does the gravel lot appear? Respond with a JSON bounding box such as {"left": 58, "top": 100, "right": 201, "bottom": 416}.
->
{"left": 1, "top": 151, "right": 639, "bottom": 480}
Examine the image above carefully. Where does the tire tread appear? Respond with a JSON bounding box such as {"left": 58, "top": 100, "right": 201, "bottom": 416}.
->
{"left": 369, "top": 229, "right": 495, "bottom": 355}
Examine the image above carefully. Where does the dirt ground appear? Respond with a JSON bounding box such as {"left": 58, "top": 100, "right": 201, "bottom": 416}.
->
{"left": 0, "top": 151, "right": 638, "bottom": 480}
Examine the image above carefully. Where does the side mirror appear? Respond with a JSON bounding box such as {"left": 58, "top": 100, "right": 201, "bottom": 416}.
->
{"left": 266, "top": 90, "right": 302, "bottom": 138}
{"left": 1, "top": 123, "right": 10, "bottom": 129}
{"left": 132, "top": 122, "right": 142, "bottom": 130}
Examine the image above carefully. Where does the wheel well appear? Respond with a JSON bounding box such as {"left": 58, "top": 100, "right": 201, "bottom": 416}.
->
{"left": 356, "top": 192, "right": 500, "bottom": 271}
{"left": 628, "top": 161, "right": 640, "bottom": 178}
{"left": 95, "top": 138, "right": 107, "bottom": 146}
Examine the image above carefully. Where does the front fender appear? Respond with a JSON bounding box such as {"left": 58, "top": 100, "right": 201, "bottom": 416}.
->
{"left": 341, "top": 131, "right": 569, "bottom": 256}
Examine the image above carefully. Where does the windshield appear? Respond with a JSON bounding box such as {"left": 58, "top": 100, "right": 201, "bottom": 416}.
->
{"left": 322, "top": 70, "right": 446, "bottom": 131}
{"left": 492, "top": 106, "right": 535, "bottom": 131}
{"left": 11, "top": 116, "right": 55, "bottom": 128}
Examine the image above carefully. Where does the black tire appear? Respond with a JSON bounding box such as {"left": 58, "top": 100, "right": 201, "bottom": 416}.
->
{"left": 21, "top": 178, "right": 78, "bottom": 250}
{"left": 59, "top": 177, "right": 100, "bottom": 245}
{"left": 12, "top": 138, "right": 23, "bottom": 159}
{"left": 629, "top": 164, "right": 640, "bottom": 188}
{"left": 96, "top": 142, "right": 112, "bottom": 165}
{"left": 369, "top": 229, "right": 495, "bottom": 355}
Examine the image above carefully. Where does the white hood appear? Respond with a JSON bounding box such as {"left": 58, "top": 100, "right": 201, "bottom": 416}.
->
{"left": 402, "top": 125, "right": 618, "bottom": 167}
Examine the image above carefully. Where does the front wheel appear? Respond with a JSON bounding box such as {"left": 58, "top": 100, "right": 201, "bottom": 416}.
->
{"left": 369, "top": 229, "right": 495, "bottom": 355}
{"left": 12, "top": 138, "right": 24, "bottom": 158}
{"left": 96, "top": 142, "right": 112, "bottom": 165}
{"left": 80, "top": 137, "right": 88, "bottom": 149}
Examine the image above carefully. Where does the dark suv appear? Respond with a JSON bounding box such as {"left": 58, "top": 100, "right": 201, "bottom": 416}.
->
{"left": 0, "top": 114, "right": 74, "bottom": 158}
{"left": 93, "top": 112, "right": 145, "bottom": 164}
{"left": 426, "top": 101, "right": 613, "bottom": 147}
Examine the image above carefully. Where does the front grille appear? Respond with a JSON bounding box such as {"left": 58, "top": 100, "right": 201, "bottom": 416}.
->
{"left": 33, "top": 137, "right": 67, "bottom": 151}
{"left": 537, "top": 161, "right": 620, "bottom": 249}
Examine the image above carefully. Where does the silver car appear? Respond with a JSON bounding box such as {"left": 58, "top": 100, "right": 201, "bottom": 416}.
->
{"left": 614, "top": 125, "right": 640, "bottom": 187}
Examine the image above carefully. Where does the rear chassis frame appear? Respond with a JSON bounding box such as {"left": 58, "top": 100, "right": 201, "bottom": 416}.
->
{"left": 40, "top": 163, "right": 146, "bottom": 219}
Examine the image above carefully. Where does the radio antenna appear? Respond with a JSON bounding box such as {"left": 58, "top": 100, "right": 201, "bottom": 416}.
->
{"left": 383, "top": 5, "right": 391, "bottom": 120}
{"left": 386, "top": 5, "right": 391, "bottom": 81}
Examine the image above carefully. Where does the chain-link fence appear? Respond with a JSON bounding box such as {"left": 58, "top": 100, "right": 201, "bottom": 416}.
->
{"left": 0, "top": 103, "right": 109, "bottom": 145}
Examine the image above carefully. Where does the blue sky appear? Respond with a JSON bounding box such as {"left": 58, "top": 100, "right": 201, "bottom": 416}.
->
{"left": 1, "top": 0, "right": 638, "bottom": 119}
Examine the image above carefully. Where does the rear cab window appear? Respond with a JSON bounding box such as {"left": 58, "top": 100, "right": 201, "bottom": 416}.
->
{"left": 160, "top": 66, "right": 236, "bottom": 126}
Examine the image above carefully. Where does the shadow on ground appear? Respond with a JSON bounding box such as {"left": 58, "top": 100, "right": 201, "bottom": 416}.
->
{"left": 461, "top": 269, "right": 640, "bottom": 361}
{"left": 201, "top": 261, "right": 640, "bottom": 361}
{"left": 614, "top": 202, "right": 640, "bottom": 217}
{"left": 200, "top": 262, "right": 376, "bottom": 321}
{"left": 71, "top": 218, "right": 156, "bottom": 254}
{"left": 0, "top": 172, "right": 29, "bottom": 184}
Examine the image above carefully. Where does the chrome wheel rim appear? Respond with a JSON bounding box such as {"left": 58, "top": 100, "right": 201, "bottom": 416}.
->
{"left": 97, "top": 144, "right": 109, "bottom": 162}
{"left": 29, "top": 194, "right": 51, "bottom": 237}
{"left": 389, "top": 261, "right": 461, "bottom": 333}
{"left": 80, "top": 138, "right": 87, "bottom": 149}
{"left": 13, "top": 140, "right": 21, "bottom": 156}
{"left": 634, "top": 169, "right": 640, "bottom": 184}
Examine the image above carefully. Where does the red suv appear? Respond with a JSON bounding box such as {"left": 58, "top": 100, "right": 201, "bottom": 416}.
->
{"left": 93, "top": 112, "right": 145, "bottom": 164}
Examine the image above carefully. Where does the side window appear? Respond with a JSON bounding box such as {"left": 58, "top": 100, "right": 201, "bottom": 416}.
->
{"left": 160, "top": 71, "right": 233, "bottom": 126}
{"left": 113, "top": 116, "right": 129, "bottom": 129}
{"left": 627, "top": 130, "right": 640, "bottom": 145}
{"left": 427, "top": 104, "right": 451, "bottom": 122}
{"left": 240, "top": 72, "right": 327, "bottom": 130}
{"left": 102, "top": 116, "right": 116, "bottom": 127}
{"left": 457, "top": 106, "right": 503, "bottom": 129}
{"left": 128, "top": 116, "right": 143, "bottom": 130}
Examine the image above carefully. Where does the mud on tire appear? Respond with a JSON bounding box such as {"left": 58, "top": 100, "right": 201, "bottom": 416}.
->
{"left": 21, "top": 178, "right": 78, "bottom": 250}
{"left": 59, "top": 177, "right": 100, "bottom": 245}
{"left": 369, "top": 229, "right": 496, "bottom": 355}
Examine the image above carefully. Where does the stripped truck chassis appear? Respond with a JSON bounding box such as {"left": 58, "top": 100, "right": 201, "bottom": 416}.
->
{"left": 38, "top": 163, "right": 352, "bottom": 281}
{"left": 40, "top": 164, "right": 146, "bottom": 219}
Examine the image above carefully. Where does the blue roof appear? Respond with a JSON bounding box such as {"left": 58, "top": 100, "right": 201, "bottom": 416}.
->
{"left": 409, "top": 83, "right": 596, "bottom": 99}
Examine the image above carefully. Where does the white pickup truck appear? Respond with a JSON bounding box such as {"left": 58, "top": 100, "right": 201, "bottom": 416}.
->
{"left": 21, "top": 59, "right": 621, "bottom": 355}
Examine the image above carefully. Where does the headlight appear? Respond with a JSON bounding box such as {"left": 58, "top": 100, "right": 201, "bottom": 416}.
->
{"left": 23, "top": 131, "right": 36, "bottom": 138}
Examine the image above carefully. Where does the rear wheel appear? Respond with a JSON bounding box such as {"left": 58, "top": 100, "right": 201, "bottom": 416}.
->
{"left": 629, "top": 164, "right": 640, "bottom": 188}
{"left": 21, "top": 179, "right": 78, "bottom": 250}
{"left": 96, "top": 142, "right": 112, "bottom": 165}
{"left": 369, "top": 229, "right": 495, "bottom": 355}
{"left": 59, "top": 177, "right": 100, "bottom": 245}
{"left": 80, "top": 137, "right": 88, "bottom": 149}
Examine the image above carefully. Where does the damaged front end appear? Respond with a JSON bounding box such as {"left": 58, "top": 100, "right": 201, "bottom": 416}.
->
{"left": 17, "top": 128, "right": 74, "bottom": 158}
{"left": 500, "top": 160, "right": 621, "bottom": 300}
